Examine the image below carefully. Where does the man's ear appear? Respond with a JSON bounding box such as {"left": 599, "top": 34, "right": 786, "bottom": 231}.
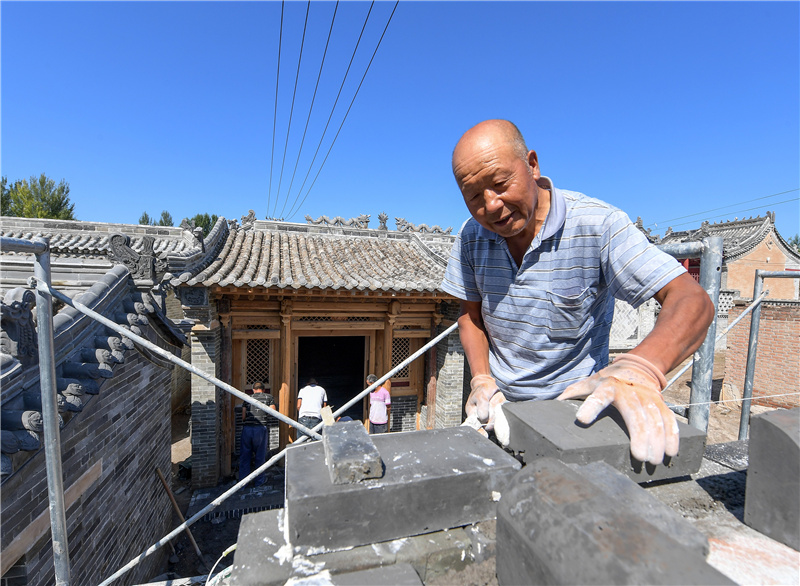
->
{"left": 528, "top": 150, "right": 541, "bottom": 179}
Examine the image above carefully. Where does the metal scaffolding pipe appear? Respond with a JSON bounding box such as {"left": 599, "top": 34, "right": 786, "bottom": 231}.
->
{"left": 1, "top": 235, "right": 49, "bottom": 255}
{"left": 664, "top": 289, "right": 768, "bottom": 417}
{"left": 31, "top": 238, "right": 71, "bottom": 586}
{"left": 739, "top": 270, "right": 800, "bottom": 440}
{"left": 688, "top": 236, "right": 723, "bottom": 431}
{"left": 40, "top": 282, "right": 322, "bottom": 441}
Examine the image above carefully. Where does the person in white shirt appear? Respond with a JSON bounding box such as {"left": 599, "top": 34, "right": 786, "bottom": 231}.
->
{"left": 297, "top": 378, "right": 327, "bottom": 438}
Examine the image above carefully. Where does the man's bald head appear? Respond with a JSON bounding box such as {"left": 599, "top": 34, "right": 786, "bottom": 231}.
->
{"left": 452, "top": 120, "right": 529, "bottom": 172}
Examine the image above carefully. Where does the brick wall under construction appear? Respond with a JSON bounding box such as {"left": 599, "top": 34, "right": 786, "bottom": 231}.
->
{"left": 724, "top": 300, "right": 800, "bottom": 409}
{"left": 0, "top": 352, "right": 174, "bottom": 586}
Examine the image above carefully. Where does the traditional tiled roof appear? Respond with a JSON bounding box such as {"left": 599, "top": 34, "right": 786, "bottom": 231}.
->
{"left": 655, "top": 212, "right": 800, "bottom": 262}
{"left": 165, "top": 220, "right": 453, "bottom": 293}
{"left": 1, "top": 214, "right": 457, "bottom": 294}
{"left": 0, "top": 217, "right": 193, "bottom": 258}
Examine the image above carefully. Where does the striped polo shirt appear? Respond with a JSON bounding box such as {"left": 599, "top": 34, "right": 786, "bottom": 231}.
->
{"left": 441, "top": 177, "right": 685, "bottom": 401}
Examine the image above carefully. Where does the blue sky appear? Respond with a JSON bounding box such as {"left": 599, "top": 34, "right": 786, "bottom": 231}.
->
{"left": 2, "top": 1, "right": 798, "bottom": 239}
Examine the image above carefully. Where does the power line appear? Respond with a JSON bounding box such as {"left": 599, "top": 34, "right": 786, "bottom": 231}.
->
{"left": 281, "top": 1, "right": 340, "bottom": 214}
{"left": 267, "top": 1, "right": 285, "bottom": 215}
{"left": 281, "top": 1, "right": 376, "bottom": 218}
{"left": 287, "top": 1, "right": 399, "bottom": 220}
{"left": 646, "top": 188, "right": 798, "bottom": 228}
{"left": 273, "top": 0, "right": 311, "bottom": 218}
{"left": 660, "top": 197, "right": 799, "bottom": 230}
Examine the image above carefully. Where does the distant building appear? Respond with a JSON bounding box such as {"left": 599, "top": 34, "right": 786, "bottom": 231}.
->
{"left": 642, "top": 212, "right": 800, "bottom": 300}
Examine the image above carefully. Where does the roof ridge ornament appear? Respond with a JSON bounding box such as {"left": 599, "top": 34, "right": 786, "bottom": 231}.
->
{"left": 305, "top": 214, "right": 371, "bottom": 229}
{"left": 241, "top": 210, "right": 257, "bottom": 230}
{"left": 107, "top": 233, "right": 166, "bottom": 283}
{"left": 395, "top": 218, "right": 453, "bottom": 235}
{"left": 378, "top": 212, "right": 389, "bottom": 231}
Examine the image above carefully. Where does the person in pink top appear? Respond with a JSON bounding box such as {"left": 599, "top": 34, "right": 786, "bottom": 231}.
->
{"left": 367, "top": 374, "right": 391, "bottom": 434}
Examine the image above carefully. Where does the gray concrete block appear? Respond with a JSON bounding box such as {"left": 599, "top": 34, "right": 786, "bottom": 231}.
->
{"left": 230, "top": 509, "right": 495, "bottom": 586}
{"left": 503, "top": 399, "right": 706, "bottom": 482}
{"left": 285, "top": 427, "right": 520, "bottom": 550}
{"left": 322, "top": 420, "right": 383, "bottom": 484}
{"left": 496, "top": 458, "right": 735, "bottom": 585}
{"left": 568, "top": 460, "right": 710, "bottom": 557}
{"left": 331, "top": 563, "right": 422, "bottom": 585}
{"left": 745, "top": 407, "right": 800, "bottom": 551}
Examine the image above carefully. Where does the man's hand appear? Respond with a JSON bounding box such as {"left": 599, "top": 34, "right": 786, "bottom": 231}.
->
{"left": 465, "top": 374, "right": 501, "bottom": 424}
{"left": 463, "top": 381, "right": 508, "bottom": 442}
{"left": 556, "top": 353, "right": 679, "bottom": 465}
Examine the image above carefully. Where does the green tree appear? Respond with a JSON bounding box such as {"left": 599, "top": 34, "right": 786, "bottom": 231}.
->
{"left": 1, "top": 177, "right": 12, "bottom": 216}
{"left": 789, "top": 234, "right": 800, "bottom": 252}
{"left": 1, "top": 173, "right": 76, "bottom": 220}
{"left": 157, "top": 210, "right": 174, "bottom": 227}
{"left": 139, "top": 211, "right": 155, "bottom": 225}
{"left": 187, "top": 213, "right": 219, "bottom": 237}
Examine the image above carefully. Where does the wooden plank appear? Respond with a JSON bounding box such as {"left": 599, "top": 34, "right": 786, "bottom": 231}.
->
{"left": 232, "top": 329, "right": 280, "bottom": 339}
{"left": 391, "top": 329, "right": 431, "bottom": 338}
{"left": 1, "top": 460, "right": 103, "bottom": 575}
{"left": 291, "top": 321, "right": 384, "bottom": 331}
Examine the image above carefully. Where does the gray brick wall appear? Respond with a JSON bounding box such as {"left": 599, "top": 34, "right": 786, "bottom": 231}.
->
{"left": 390, "top": 395, "right": 417, "bottom": 432}
{"left": 190, "top": 326, "right": 222, "bottom": 488}
{"left": 434, "top": 302, "right": 468, "bottom": 429}
{"left": 0, "top": 353, "right": 174, "bottom": 586}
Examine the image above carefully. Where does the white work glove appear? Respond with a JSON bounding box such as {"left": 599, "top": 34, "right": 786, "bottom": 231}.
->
{"left": 556, "top": 353, "right": 678, "bottom": 465}
{"left": 463, "top": 375, "right": 509, "bottom": 444}
{"left": 465, "top": 374, "right": 500, "bottom": 426}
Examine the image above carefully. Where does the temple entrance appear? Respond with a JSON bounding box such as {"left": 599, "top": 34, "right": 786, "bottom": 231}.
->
{"left": 297, "top": 336, "right": 366, "bottom": 422}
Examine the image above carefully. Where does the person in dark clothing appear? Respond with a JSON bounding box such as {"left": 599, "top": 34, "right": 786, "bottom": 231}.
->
{"left": 239, "top": 382, "right": 275, "bottom": 486}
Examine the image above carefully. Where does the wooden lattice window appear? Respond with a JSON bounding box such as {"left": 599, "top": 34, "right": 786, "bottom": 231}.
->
{"left": 246, "top": 339, "right": 271, "bottom": 387}
{"left": 392, "top": 337, "right": 410, "bottom": 378}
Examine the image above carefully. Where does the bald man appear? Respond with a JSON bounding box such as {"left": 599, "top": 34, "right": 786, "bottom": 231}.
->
{"left": 442, "top": 119, "right": 714, "bottom": 465}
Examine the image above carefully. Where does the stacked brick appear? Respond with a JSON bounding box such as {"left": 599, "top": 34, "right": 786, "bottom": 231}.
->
{"left": 433, "top": 302, "right": 468, "bottom": 429}
{"left": 724, "top": 300, "right": 800, "bottom": 409}
{"left": 390, "top": 395, "right": 417, "bottom": 432}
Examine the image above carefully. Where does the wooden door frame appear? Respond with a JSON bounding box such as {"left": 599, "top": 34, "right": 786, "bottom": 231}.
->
{"left": 291, "top": 329, "right": 376, "bottom": 434}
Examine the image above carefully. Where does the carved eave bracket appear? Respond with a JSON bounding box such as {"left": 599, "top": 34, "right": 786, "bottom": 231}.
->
{"left": 107, "top": 233, "right": 167, "bottom": 287}
{"left": 0, "top": 288, "right": 38, "bottom": 368}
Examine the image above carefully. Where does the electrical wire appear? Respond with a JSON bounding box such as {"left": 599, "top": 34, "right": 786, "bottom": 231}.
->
{"left": 282, "top": 1, "right": 340, "bottom": 211}
{"left": 204, "top": 543, "right": 237, "bottom": 586}
{"left": 267, "top": 1, "right": 285, "bottom": 217}
{"left": 273, "top": 0, "right": 312, "bottom": 218}
{"left": 280, "top": 1, "right": 376, "bottom": 218}
{"left": 286, "top": 1, "right": 399, "bottom": 220}
{"left": 660, "top": 197, "right": 798, "bottom": 231}
{"left": 646, "top": 188, "right": 798, "bottom": 228}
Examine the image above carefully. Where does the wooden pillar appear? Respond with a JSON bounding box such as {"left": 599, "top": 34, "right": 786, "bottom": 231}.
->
{"left": 279, "top": 299, "right": 292, "bottom": 446}
{"left": 425, "top": 308, "right": 443, "bottom": 430}
{"left": 383, "top": 300, "right": 400, "bottom": 391}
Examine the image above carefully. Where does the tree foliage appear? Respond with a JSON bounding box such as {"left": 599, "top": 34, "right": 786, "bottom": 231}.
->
{"left": 1, "top": 173, "right": 76, "bottom": 220}
{"left": 158, "top": 210, "right": 174, "bottom": 227}
{"left": 139, "top": 210, "right": 174, "bottom": 227}
{"left": 789, "top": 234, "right": 800, "bottom": 252}
{"left": 187, "top": 213, "right": 219, "bottom": 237}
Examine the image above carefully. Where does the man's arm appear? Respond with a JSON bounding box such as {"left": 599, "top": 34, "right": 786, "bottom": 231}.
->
{"left": 558, "top": 273, "right": 714, "bottom": 464}
{"left": 631, "top": 273, "right": 715, "bottom": 373}
{"left": 296, "top": 398, "right": 302, "bottom": 412}
{"left": 458, "top": 300, "right": 506, "bottom": 427}
{"left": 458, "top": 300, "right": 492, "bottom": 376}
